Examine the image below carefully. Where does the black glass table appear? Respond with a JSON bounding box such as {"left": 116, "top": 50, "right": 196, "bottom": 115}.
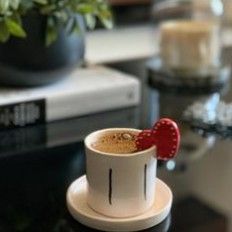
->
{"left": 1, "top": 48, "right": 232, "bottom": 232}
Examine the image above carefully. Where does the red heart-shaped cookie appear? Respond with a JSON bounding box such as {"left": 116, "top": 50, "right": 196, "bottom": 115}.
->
{"left": 135, "top": 118, "right": 180, "bottom": 160}
{"left": 136, "top": 129, "right": 155, "bottom": 151}
{"left": 152, "top": 118, "right": 180, "bottom": 160}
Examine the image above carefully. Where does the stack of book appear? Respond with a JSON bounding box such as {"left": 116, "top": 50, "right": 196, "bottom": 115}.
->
{"left": 0, "top": 66, "right": 140, "bottom": 129}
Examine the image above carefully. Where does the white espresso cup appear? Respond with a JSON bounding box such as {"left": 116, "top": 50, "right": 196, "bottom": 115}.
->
{"left": 85, "top": 128, "right": 157, "bottom": 218}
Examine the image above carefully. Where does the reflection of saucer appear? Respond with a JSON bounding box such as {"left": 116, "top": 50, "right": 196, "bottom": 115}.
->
{"left": 67, "top": 175, "right": 172, "bottom": 231}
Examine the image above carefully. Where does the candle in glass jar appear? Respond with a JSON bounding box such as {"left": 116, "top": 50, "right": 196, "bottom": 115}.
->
{"left": 160, "top": 20, "right": 220, "bottom": 76}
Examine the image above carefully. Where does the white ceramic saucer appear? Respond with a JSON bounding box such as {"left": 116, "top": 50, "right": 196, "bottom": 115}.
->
{"left": 67, "top": 175, "right": 172, "bottom": 232}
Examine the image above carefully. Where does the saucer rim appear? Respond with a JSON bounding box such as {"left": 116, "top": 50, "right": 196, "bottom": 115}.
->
{"left": 67, "top": 175, "right": 172, "bottom": 231}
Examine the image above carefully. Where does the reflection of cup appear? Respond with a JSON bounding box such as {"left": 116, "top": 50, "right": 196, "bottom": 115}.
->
{"left": 85, "top": 128, "right": 157, "bottom": 218}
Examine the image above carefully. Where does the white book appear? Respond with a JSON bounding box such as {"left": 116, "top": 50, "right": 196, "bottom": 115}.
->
{"left": 0, "top": 66, "right": 140, "bottom": 129}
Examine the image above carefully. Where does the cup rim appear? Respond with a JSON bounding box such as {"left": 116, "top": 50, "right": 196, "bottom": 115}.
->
{"left": 85, "top": 128, "right": 156, "bottom": 157}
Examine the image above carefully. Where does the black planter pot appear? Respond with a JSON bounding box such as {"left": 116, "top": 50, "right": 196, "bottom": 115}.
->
{"left": 0, "top": 12, "right": 85, "bottom": 87}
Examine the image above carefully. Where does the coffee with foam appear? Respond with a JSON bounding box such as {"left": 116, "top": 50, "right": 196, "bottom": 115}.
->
{"left": 91, "top": 130, "right": 139, "bottom": 154}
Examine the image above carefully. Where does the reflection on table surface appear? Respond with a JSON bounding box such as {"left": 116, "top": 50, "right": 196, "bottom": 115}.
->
{"left": 0, "top": 107, "right": 139, "bottom": 158}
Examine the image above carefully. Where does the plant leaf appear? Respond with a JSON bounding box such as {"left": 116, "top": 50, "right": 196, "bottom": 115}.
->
{"left": 72, "top": 17, "right": 81, "bottom": 34}
{"left": 0, "top": 21, "right": 10, "bottom": 42}
{"left": 0, "top": 0, "right": 113, "bottom": 44}
{"left": 75, "top": 4, "right": 95, "bottom": 14}
{"left": 5, "top": 18, "right": 26, "bottom": 38}
{"left": 99, "top": 17, "right": 113, "bottom": 29}
{"left": 33, "top": 0, "right": 48, "bottom": 5}
{"left": 85, "top": 14, "right": 96, "bottom": 29}
{"left": 10, "top": 0, "right": 20, "bottom": 10}
{"left": 0, "top": 0, "right": 9, "bottom": 14}
{"left": 97, "top": 3, "right": 113, "bottom": 29}
{"left": 46, "top": 17, "right": 58, "bottom": 46}
{"left": 98, "top": 9, "right": 113, "bottom": 29}
{"left": 40, "top": 4, "right": 56, "bottom": 14}
{"left": 11, "top": 12, "right": 22, "bottom": 25}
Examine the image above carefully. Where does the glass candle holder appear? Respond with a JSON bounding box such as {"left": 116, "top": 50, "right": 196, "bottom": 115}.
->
{"left": 153, "top": 0, "right": 224, "bottom": 77}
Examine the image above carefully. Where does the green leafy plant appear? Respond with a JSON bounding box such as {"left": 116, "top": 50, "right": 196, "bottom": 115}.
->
{"left": 0, "top": 0, "right": 112, "bottom": 46}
